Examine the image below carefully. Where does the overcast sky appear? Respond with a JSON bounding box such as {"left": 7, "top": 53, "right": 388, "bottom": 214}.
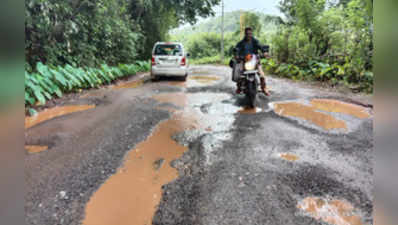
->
{"left": 211, "top": 0, "right": 282, "bottom": 16}
{"left": 176, "top": 0, "right": 282, "bottom": 29}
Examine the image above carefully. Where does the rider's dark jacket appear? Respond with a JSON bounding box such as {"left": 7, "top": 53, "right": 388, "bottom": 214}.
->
{"left": 235, "top": 37, "right": 262, "bottom": 57}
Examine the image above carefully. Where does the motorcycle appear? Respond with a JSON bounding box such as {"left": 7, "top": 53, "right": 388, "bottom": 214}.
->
{"left": 230, "top": 45, "right": 269, "bottom": 108}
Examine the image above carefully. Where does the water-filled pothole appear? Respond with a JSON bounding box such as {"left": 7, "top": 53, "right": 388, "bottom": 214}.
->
{"left": 189, "top": 75, "right": 220, "bottom": 84}
{"left": 113, "top": 80, "right": 144, "bottom": 90}
{"left": 83, "top": 114, "right": 197, "bottom": 225}
{"left": 25, "top": 145, "right": 48, "bottom": 154}
{"left": 297, "top": 197, "right": 363, "bottom": 225}
{"left": 279, "top": 153, "right": 299, "bottom": 161}
{"left": 310, "top": 99, "right": 371, "bottom": 119}
{"left": 25, "top": 105, "right": 96, "bottom": 129}
{"left": 238, "top": 107, "right": 262, "bottom": 114}
{"left": 273, "top": 102, "right": 347, "bottom": 131}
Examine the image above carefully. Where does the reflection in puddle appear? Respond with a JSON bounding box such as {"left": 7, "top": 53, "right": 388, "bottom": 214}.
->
{"left": 238, "top": 107, "right": 262, "bottom": 114}
{"left": 189, "top": 75, "right": 220, "bottom": 84}
{"left": 25, "top": 105, "right": 96, "bottom": 129}
{"left": 298, "top": 197, "right": 363, "bottom": 225}
{"left": 273, "top": 102, "right": 347, "bottom": 131}
{"left": 84, "top": 94, "right": 199, "bottom": 225}
{"left": 310, "top": 99, "right": 370, "bottom": 119}
{"left": 25, "top": 145, "right": 49, "bottom": 154}
{"left": 279, "top": 153, "right": 299, "bottom": 161}
{"left": 113, "top": 80, "right": 143, "bottom": 89}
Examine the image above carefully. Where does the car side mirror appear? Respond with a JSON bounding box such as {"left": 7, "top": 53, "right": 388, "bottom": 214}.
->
{"left": 186, "top": 53, "right": 191, "bottom": 57}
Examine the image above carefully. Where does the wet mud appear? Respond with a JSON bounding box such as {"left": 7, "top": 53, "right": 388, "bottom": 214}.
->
{"left": 25, "top": 105, "right": 96, "bottom": 129}
{"left": 298, "top": 197, "right": 363, "bottom": 225}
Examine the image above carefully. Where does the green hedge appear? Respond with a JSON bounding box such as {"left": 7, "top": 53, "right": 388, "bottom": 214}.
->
{"left": 25, "top": 61, "right": 150, "bottom": 114}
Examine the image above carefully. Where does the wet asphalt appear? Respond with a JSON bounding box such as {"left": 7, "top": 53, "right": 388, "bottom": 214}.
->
{"left": 25, "top": 65, "right": 373, "bottom": 225}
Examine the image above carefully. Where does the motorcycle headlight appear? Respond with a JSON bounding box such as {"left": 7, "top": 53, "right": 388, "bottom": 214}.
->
{"left": 244, "top": 61, "right": 256, "bottom": 71}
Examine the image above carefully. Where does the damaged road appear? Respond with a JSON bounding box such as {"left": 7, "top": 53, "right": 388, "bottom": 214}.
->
{"left": 25, "top": 65, "right": 373, "bottom": 225}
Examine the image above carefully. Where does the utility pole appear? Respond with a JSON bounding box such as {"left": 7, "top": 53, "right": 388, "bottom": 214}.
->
{"left": 221, "top": 0, "right": 224, "bottom": 62}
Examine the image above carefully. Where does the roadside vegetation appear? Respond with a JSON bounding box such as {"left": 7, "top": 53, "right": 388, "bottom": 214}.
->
{"left": 25, "top": 0, "right": 220, "bottom": 114}
{"left": 25, "top": 62, "right": 150, "bottom": 115}
{"left": 172, "top": 0, "right": 373, "bottom": 93}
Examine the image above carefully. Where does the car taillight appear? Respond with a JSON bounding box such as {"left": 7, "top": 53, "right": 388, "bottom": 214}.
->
{"left": 181, "top": 57, "right": 186, "bottom": 66}
{"left": 151, "top": 56, "right": 156, "bottom": 66}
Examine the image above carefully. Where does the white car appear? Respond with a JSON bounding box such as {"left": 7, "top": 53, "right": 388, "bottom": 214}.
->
{"left": 151, "top": 42, "right": 190, "bottom": 81}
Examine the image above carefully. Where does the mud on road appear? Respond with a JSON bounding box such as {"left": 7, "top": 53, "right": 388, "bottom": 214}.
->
{"left": 25, "top": 65, "right": 373, "bottom": 225}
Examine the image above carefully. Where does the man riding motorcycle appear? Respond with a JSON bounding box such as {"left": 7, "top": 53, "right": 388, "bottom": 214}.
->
{"left": 233, "top": 27, "right": 270, "bottom": 96}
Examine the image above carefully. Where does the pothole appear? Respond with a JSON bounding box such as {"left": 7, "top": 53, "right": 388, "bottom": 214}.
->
{"left": 310, "top": 99, "right": 371, "bottom": 119}
{"left": 279, "top": 153, "right": 299, "bottom": 161}
{"left": 25, "top": 145, "right": 49, "bottom": 154}
{"left": 273, "top": 102, "right": 347, "bottom": 131}
{"left": 297, "top": 197, "right": 363, "bottom": 225}
{"left": 238, "top": 107, "right": 262, "bottom": 114}
{"left": 25, "top": 105, "right": 96, "bottom": 129}
{"left": 83, "top": 113, "right": 197, "bottom": 225}
{"left": 189, "top": 75, "right": 220, "bottom": 84}
{"left": 113, "top": 80, "right": 144, "bottom": 89}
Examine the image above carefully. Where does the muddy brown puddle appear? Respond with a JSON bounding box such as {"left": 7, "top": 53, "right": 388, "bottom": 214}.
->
{"left": 83, "top": 92, "right": 200, "bottom": 225}
{"left": 298, "top": 197, "right": 363, "bottom": 225}
{"left": 25, "top": 105, "right": 96, "bottom": 129}
{"left": 189, "top": 75, "right": 220, "bottom": 84}
{"left": 279, "top": 153, "right": 299, "bottom": 161}
{"left": 274, "top": 102, "right": 347, "bottom": 131}
{"left": 273, "top": 99, "right": 371, "bottom": 131}
{"left": 310, "top": 99, "right": 371, "bottom": 119}
{"left": 113, "top": 80, "right": 144, "bottom": 90}
{"left": 238, "top": 107, "right": 262, "bottom": 114}
{"left": 25, "top": 145, "right": 49, "bottom": 154}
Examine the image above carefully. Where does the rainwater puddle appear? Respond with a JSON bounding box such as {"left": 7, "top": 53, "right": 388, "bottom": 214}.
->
{"left": 310, "top": 99, "right": 371, "bottom": 119}
{"left": 238, "top": 107, "right": 262, "bottom": 114}
{"left": 25, "top": 105, "right": 96, "bottom": 129}
{"left": 273, "top": 102, "right": 347, "bottom": 131}
{"left": 297, "top": 197, "right": 363, "bottom": 225}
{"left": 113, "top": 80, "right": 143, "bottom": 90}
{"left": 25, "top": 145, "right": 48, "bottom": 154}
{"left": 153, "top": 93, "right": 187, "bottom": 107}
{"left": 84, "top": 94, "right": 199, "bottom": 225}
{"left": 279, "top": 153, "right": 299, "bottom": 161}
{"left": 189, "top": 75, "right": 220, "bottom": 84}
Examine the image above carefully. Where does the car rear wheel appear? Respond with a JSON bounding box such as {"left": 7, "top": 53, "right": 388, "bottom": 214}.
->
{"left": 180, "top": 74, "right": 187, "bottom": 82}
{"left": 151, "top": 75, "right": 159, "bottom": 82}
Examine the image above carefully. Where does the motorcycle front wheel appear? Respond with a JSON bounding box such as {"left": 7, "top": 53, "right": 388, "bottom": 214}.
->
{"left": 245, "top": 81, "right": 257, "bottom": 108}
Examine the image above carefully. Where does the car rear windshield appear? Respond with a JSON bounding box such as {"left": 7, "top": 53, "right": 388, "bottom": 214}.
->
{"left": 154, "top": 44, "right": 182, "bottom": 56}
